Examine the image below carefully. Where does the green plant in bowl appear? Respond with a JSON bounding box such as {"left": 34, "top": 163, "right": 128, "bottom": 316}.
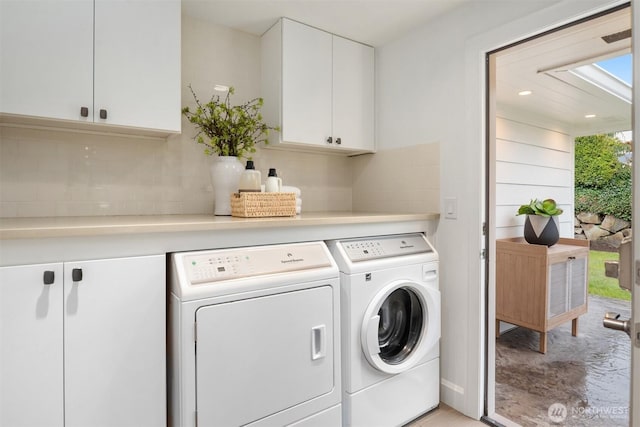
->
{"left": 517, "top": 198, "right": 563, "bottom": 217}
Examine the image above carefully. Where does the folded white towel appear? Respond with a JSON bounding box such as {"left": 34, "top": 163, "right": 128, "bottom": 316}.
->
{"left": 282, "top": 186, "right": 301, "bottom": 197}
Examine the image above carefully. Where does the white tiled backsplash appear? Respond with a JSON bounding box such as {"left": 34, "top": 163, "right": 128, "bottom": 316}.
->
{"left": 352, "top": 143, "right": 440, "bottom": 214}
{"left": 0, "top": 125, "right": 354, "bottom": 217}
{"left": 0, "top": 126, "right": 438, "bottom": 217}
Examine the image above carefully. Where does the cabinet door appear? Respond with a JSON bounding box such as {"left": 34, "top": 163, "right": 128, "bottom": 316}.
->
{"left": 332, "top": 36, "right": 375, "bottom": 152}
{"left": 547, "top": 251, "right": 588, "bottom": 319}
{"left": 63, "top": 255, "right": 165, "bottom": 427}
{"left": 0, "top": 263, "right": 64, "bottom": 427}
{"left": 568, "top": 254, "right": 588, "bottom": 310}
{"left": 548, "top": 261, "right": 568, "bottom": 318}
{"left": 0, "top": 0, "right": 93, "bottom": 121}
{"left": 94, "top": 0, "right": 181, "bottom": 131}
{"left": 281, "top": 19, "right": 332, "bottom": 147}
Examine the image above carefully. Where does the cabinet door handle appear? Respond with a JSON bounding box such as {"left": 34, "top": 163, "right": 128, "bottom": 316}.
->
{"left": 335, "top": 137, "right": 342, "bottom": 145}
{"left": 43, "top": 270, "right": 55, "bottom": 285}
{"left": 72, "top": 268, "right": 83, "bottom": 282}
{"left": 326, "top": 137, "right": 333, "bottom": 144}
{"left": 99, "top": 109, "right": 107, "bottom": 119}
{"left": 568, "top": 256, "right": 576, "bottom": 260}
{"left": 80, "top": 107, "right": 89, "bottom": 118}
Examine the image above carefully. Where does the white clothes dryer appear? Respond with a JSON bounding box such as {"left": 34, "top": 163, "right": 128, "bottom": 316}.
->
{"left": 169, "top": 242, "right": 341, "bottom": 427}
{"left": 327, "top": 233, "right": 440, "bottom": 427}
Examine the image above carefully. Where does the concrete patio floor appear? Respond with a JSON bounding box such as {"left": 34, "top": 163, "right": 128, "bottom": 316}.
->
{"left": 495, "top": 294, "right": 631, "bottom": 427}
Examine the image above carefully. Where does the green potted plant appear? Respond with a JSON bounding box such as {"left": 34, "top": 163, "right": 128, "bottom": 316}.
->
{"left": 182, "top": 85, "right": 279, "bottom": 215}
{"left": 516, "top": 198, "right": 563, "bottom": 246}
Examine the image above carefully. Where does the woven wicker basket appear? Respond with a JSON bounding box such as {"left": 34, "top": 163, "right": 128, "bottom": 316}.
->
{"left": 231, "top": 192, "right": 297, "bottom": 218}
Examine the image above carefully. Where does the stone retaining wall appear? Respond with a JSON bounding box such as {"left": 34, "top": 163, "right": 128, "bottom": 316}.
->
{"left": 574, "top": 212, "right": 632, "bottom": 250}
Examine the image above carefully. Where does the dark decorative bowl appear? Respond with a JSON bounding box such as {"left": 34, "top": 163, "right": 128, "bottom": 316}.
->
{"left": 524, "top": 215, "right": 560, "bottom": 246}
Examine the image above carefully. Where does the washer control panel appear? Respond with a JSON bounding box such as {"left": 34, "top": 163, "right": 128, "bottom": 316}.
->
{"left": 340, "top": 234, "right": 433, "bottom": 262}
{"left": 183, "top": 242, "right": 333, "bottom": 285}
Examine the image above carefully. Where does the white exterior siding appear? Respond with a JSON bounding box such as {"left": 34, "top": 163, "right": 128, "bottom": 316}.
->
{"left": 495, "top": 116, "right": 575, "bottom": 239}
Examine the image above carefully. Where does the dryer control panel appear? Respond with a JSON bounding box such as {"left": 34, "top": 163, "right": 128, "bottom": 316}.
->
{"left": 182, "top": 242, "right": 333, "bottom": 285}
{"left": 340, "top": 233, "right": 434, "bottom": 262}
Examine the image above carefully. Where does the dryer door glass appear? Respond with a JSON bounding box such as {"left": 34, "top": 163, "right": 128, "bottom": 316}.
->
{"left": 378, "top": 288, "right": 423, "bottom": 365}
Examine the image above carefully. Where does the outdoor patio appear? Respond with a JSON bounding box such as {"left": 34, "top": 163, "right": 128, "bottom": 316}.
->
{"left": 495, "top": 294, "right": 631, "bottom": 427}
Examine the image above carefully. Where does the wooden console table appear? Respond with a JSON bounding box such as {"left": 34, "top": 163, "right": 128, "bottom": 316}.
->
{"left": 495, "top": 237, "right": 589, "bottom": 353}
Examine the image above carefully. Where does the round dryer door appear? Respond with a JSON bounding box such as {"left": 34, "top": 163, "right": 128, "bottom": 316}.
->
{"left": 361, "top": 280, "right": 440, "bottom": 374}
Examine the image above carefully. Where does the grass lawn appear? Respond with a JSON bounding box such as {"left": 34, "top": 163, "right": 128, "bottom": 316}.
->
{"left": 589, "top": 250, "right": 631, "bottom": 301}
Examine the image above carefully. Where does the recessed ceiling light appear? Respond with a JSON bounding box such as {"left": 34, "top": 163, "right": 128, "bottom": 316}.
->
{"left": 518, "top": 90, "right": 533, "bottom": 96}
{"left": 585, "top": 114, "right": 597, "bottom": 118}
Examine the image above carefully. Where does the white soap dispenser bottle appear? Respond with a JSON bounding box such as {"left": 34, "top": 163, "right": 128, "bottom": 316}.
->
{"left": 265, "top": 168, "right": 282, "bottom": 192}
{"left": 238, "top": 160, "right": 262, "bottom": 192}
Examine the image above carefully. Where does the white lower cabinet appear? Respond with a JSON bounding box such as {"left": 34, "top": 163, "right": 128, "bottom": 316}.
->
{"left": 0, "top": 255, "right": 165, "bottom": 427}
{"left": 0, "top": 262, "right": 64, "bottom": 427}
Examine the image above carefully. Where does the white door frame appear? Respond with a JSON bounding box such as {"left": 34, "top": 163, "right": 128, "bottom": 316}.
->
{"left": 630, "top": 1, "right": 639, "bottom": 425}
{"left": 471, "top": 0, "right": 633, "bottom": 422}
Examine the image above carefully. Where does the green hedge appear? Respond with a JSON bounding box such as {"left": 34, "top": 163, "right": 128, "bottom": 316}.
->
{"left": 575, "top": 185, "right": 632, "bottom": 221}
{"left": 575, "top": 134, "right": 632, "bottom": 222}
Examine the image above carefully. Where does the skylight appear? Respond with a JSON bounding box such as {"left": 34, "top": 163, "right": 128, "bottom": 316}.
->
{"left": 596, "top": 54, "right": 632, "bottom": 85}
{"left": 568, "top": 53, "right": 632, "bottom": 104}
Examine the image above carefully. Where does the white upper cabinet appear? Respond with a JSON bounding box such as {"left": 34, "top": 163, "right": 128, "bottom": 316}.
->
{"left": 0, "top": 0, "right": 94, "bottom": 124}
{"left": 261, "top": 18, "right": 375, "bottom": 155}
{"left": 0, "top": 0, "right": 180, "bottom": 134}
{"left": 93, "top": 0, "right": 180, "bottom": 132}
{"left": 281, "top": 19, "right": 333, "bottom": 148}
{"left": 332, "top": 35, "right": 375, "bottom": 153}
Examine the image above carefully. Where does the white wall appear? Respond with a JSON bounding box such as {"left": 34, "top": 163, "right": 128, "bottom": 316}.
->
{"left": 0, "top": 16, "right": 353, "bottom": 217}
{"left": 375, "top": 0, "right": 624, "bottom": 418}
{"left": 495, "top": 116, "right": 574, "bottom": 239}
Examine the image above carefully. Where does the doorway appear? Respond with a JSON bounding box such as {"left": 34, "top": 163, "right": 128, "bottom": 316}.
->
{"left": 486, "top": 5, "right": 632, "bottom": 426}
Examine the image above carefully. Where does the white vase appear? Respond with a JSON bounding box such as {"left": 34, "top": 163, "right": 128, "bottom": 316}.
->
{"left": 210, "top": 156, "right": 244, "bottom": 216}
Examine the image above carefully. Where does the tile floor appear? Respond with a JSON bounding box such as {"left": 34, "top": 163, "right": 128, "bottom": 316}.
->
{"left": 407, "top": 404, "right": 486, "bottom": 426}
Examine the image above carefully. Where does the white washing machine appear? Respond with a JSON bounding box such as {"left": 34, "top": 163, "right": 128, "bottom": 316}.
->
{"left": 327, "top": 233, "right": 440, "bottom": 427}
{"left": 169, "top": 242, "right": 342, "bottom": 427}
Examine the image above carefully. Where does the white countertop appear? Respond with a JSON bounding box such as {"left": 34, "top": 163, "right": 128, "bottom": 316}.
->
{"left": 0, "top": 212, "right": 440, "bottom": 240}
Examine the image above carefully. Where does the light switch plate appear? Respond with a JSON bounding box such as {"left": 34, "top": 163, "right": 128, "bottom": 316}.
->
{"left": 444, "top": 197, "right": 457, "bottom": 219}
